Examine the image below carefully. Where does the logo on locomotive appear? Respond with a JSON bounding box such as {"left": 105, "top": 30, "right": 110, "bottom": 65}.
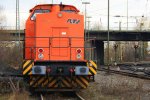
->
{"left": 67, "top": 19, "right": 80, "bottom": 24}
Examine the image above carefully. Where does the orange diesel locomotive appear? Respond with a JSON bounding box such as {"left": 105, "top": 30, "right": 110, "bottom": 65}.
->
{"left": 23, "top": 4, "right": 97, "bottom": 91}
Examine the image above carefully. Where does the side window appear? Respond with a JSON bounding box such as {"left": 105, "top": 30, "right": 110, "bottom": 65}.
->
{"left": 31, "top": 9, "right": 50, "bottom": 21}
{"left": 61, "top": 10, "right": 76, "bottom": 13}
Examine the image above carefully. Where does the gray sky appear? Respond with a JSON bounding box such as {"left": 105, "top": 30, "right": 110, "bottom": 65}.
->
{"left": 0, "top": 0, "right": 150, "bottom": 29}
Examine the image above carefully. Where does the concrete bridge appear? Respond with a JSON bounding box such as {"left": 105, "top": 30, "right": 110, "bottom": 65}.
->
{"left": 0, "top": 30, "right": 150, "bottom": 41}
{"left": 0, "top": 29, "right": 150, "bottom": 66}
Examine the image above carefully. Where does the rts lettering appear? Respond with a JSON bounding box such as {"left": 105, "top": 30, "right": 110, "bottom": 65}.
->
{"left": 67, "top": 19, "right": 80, "bottom": 24}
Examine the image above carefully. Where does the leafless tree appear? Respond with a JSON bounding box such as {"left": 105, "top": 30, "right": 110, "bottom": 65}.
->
{"left": 92, "top": 22, "right": 103, "bottom": 30}
{"left": 0, "top": 6, "right": 6, "bottom": 30}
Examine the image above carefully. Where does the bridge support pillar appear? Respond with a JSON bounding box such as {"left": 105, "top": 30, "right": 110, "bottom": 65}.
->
{"left": 95, "top": 41, "right": 104, "bottom": 67}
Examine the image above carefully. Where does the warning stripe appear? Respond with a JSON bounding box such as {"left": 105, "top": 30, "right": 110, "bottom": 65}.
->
{"left": 76, "top": 78, "right": 86, "bottom": 88}
{"left": 52, "top": 79, "right": 59, "bottom": 88}
{"left": 77, "top": 76, "right": 88, "bottom": 87}
{"left": 82, "top": 76, "right": 89, "bottom": 82}
{"left": 23, "top": 64, "right": 32, "bottom": 75}
{"left": 54, "top": 84, "right": 58, "bottom": 88}
{"left": 89, "top": 69, "right": 94, "bottom": 75}
{"left": 23, "top": 60, "right": 31, "bottom": 69}
{"left": 46, "top": 77, "right": 55, "bottom": 87}
{"left": 29, "top": 76, "right": 89, "bottom": 89}
{"left": 89, "top": 67, "right": 97, "bottom": 75}
{"left": 41, "top": 77, "right": 49, "bottom": 87}
{"left": 65, "top": 77, "right": 71, "bottom": 83}
{"left": 88, "top": 60, "right": 97, "bottom": 75}
{"left": 30, "top": 76, "right": 58, "bottom": 88}
{"left": 66, "top": 77, "right": 76, "bottom": 87}
{"left": 30, "top": 80, "right": 34, "bottom": 86}
{"left": 27, "top": 69, "right": 32, "bottom": 75}
{"left": 62, "top": 78, "right": 71, "bottom": 87}
{"left": 30, "top": 76, "right": 35, "bottom": 86}
{"left": 30, "top": 76, "right": 42, "bottom": 87}
{"left": 90, "top": 60, "right": 97, "bottom": 69}
{"left": 64, "top": 77, "right": 72, "bottom": 87}
{"left": 37, "top": 77, "right": 46, "bottom": 87}
{"left": 61, "top": 83, "right": 65, "bottom": 88}
{"left": 43, "top": 77, "right": 52, "bottom": 87}
{"left": 23, "top": 61, "right": 33, "bottom": 71}
{"left": 43, "top": 80, "right": 49, "bottom": 87}
{"left": 22, "top": 60, "right": 26, "bottom": 66}
{"left": 48, "top": 79, "right": 57, "bottom": 87}
{"left": 91, "top": 65, "right": 97, "bottom": 71}
{"left": 23, "top": 60, "right": 33, "bottom": 75}
{"left": 79, "top": 76, "right": 89, "bottom": 86}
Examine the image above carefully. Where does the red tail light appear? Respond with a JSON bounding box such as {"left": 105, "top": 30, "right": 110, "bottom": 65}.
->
{"left": 76, "top": 49, "right": 81, "bottom": 53}
{"left": 69, "top": 68, "right": 74, "bottom": 73}
{"left": 38, "top": 48, "right": 44, "bottom": 53}
{"left": 46, "top": 67, "right": 51, "bottom": 73}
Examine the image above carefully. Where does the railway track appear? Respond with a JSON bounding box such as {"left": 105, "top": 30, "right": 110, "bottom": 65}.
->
{"left": 38, "top": 92, "right": 85, "bottom": 100}
{"left": 40, "top": 94, "right": 44, "bottom": 100}
{"left": 98, "top": 68, "right": 150, "bottom": 80}
{"left": 75, "top": 92, "right": 85, "bottom": 100}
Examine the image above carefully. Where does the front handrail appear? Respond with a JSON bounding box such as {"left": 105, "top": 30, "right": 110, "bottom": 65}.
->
{"left": 24, "top": 37, "right": 96, "bottom": 61}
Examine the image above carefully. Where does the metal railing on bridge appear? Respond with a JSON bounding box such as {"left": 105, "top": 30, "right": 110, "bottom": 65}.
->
{"left": 0, "top": 26, "right": 24, "bottom": 30}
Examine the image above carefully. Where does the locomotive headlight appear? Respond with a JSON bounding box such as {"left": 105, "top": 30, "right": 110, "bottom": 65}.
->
{"left": 75, "top": 66, "right": 89, "bottom": 75}
{"left": 80, "top": 68, "right": 86, "bottom": 73}
{"left": 38, "top": 53, "right": 44, "bottom": 59}
{"left": 34, "top": 66, "right": 42, "bottom": 74}
{"left": 77, "top": 54, "right": 81, "bottom": 59}
{"left": 58, "top": 12, "right": 63, "bottom": 18}
{"left": 32, "top": 66, "right": 46, "bottom": 75}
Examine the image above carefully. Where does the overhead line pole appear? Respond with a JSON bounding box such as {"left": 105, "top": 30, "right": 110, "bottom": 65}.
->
{"left": 107, "top": 0, "right": 110, "bottom": 71}
{"left": 16, "top": 0, "right": 20, "bottom": 47}
{"left": 82, "top": 2, "right": 90, "bottom": 61}
{"left": 127, "top": 0, "right": 128, "bottom": 30}
{"left": 18, "top": 0, "right": 20, "bottom": 49}
{"left": 16, "top": 0, "right": 21, "bottom": 67}
{"left": 87, "top": 16, "right": 92, "bottom": 40}
{"left": 87, "top": 16, "right": 92, "bottom": 60}
{"left": 82, "top": 2, "right": 90, "bottom": 41}
{"left": 16, "top": 0, "right": 17, "bottom": 42}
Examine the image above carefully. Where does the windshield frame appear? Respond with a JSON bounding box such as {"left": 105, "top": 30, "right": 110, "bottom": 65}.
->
{"left": 30, "top": 9, "right": 50, "bottom": 21}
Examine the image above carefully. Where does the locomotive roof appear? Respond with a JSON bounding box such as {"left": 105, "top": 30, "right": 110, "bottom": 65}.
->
{"left": 30, "top": 4, "right": 80, "bottom": 12}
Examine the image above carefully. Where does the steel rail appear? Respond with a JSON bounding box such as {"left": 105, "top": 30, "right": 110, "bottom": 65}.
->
{"left": 98, "top": 68, "right": 150, "bottom": 80}
{"left": 75, "top": 92, "right": 85, "bottom": 100}
{"left": 40, "top": 94, "right": 44, "bottom": 100}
